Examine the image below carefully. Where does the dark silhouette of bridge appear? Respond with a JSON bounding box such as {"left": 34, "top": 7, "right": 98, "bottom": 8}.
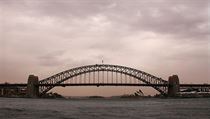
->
{"left": 0, "top": 64, "right": 210, "bottom": 97}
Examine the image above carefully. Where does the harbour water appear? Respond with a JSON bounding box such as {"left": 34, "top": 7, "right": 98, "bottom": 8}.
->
{"left": 0, "top": 98, "right": 209, "bottom": 119}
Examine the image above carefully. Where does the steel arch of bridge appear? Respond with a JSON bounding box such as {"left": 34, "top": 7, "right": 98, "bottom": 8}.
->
{"left": 39, "top": 64, "right": 168, "bottom": 95}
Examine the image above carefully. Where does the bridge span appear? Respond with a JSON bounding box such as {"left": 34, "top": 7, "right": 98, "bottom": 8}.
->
{"left": 0, "top": 64, "right": 209, "bottom": 97}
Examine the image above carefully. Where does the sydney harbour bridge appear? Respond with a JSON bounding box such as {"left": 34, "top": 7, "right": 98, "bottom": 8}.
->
{"left": 0, "top": 64, "right": 210, "bottom": 97}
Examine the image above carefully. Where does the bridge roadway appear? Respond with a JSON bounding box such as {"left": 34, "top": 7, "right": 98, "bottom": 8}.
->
{"left": 0, "top": 83, "right": 27, "bottom": 87}
{"left": 1, "top": 83, "right": 210, "bottom": 88}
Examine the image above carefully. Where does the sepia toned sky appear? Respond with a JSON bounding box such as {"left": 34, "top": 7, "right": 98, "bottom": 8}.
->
{"left": 0, "top": 0, "right": 209, "bottom": 96}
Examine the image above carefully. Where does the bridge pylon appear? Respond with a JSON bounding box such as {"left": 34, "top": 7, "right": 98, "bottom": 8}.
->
{"left": 168, "top": 75, "right": 180, "bottom": 97}
{"left": 27, "top": 75, "right": 39, "bottom": 98}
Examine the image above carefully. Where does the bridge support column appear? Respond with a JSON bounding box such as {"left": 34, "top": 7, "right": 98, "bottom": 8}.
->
{"left": 0, "top": 88, "right": 3, "bottom": 96}
{"left": 27, "top": 75, "right": 39, "bottom": 98}
{"left": 168, "top": 75, "right": 180, "bottom": 97}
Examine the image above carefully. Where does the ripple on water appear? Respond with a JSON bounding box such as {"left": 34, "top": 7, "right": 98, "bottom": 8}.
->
{"left": 0, "top": 98, "right": 210, "bottom": 119}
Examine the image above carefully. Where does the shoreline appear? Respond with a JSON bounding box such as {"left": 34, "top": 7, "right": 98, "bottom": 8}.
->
{"left": 1, "top": 95, "right": 210, "bottom": 100}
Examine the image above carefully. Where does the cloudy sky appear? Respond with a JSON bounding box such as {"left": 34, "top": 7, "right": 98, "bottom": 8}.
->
{"left": 0, "top": 0, "right": 209, "bottom": 96}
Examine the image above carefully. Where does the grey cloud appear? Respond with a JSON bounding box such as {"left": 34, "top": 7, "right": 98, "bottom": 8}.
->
{"left": 102, "top": 0, "right": 209, "bottom": 41}
{"left": 38, "top": 50, "right": 66, "bottom": 67}
{"left": 37, "top": 50, "right": 97, "bottom": 68}
{"left": 1, "top": 0, "right": 208, "bottom": 41}
{"left": 133, "top": 5, "right": 208, "bottom": 40}
{"left": 0, "top": 0, "right": 110, "bottom": 18}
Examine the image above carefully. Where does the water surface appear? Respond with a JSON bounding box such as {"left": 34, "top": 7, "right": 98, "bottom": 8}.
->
{"left": 0, "top": 98, "right": 209, "bottom": 119}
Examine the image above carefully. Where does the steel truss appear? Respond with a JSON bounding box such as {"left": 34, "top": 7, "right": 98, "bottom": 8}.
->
{"left": 39, "top": 64, "right": 168, "bottom": 95}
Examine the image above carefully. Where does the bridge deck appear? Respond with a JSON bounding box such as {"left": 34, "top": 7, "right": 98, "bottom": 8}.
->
{"left": 180, "top": 84, "right": 210, "bottom": 87}
{"left": 0, "top": 84, "right": 27, "bottom": 87}
{"left": 38, "top": 83, "right": 167, "bottom": 87}
{"left": 1, "top": 83, "right": 210, "bottom": 88}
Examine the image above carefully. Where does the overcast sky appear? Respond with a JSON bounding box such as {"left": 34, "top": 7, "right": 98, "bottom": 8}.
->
{"left": 0, "top": 0, "right": 209, "bottom": 96}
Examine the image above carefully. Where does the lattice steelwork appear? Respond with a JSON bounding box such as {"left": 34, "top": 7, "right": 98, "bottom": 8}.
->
{"left": 39, "top": 64, "right": 168, "bottom": 95}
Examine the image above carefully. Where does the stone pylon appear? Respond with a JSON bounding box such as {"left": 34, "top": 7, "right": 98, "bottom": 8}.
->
{"left": 168, "top": 75, "right": 180, "bottom": 97}
{"left": 27, "top": 75, "right": 39, "bottom": 98}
